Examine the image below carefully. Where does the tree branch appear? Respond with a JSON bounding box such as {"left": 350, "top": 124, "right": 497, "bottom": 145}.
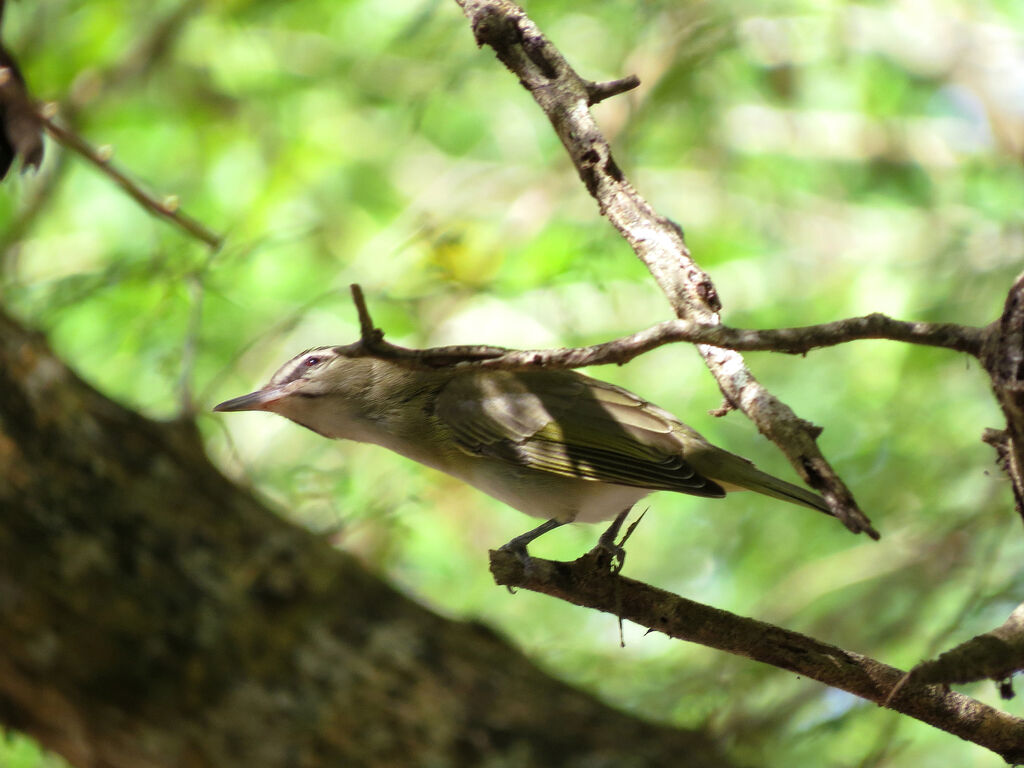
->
{"left": 584, "top": 74, "right": 640, "bottom": 105}
{"left": 0, "top": 2, "right": 205, "bottom": 257}
{"left": 899, "top": 602, "right": 1024, "bottom": 694}
{"left": 489, "top": 548, "right": 1024, "bottom": 763}
{"left": 454, "top": 0, "right": 877, "bottom": 538}
{"left": 981, "top": 271, "right": 1024, "bottom": 525}
{"left": 39, "top": 113, "right": 223, "bottom": 249}
{"left": 344, "top": 286, "right": 986, "bottom": 371}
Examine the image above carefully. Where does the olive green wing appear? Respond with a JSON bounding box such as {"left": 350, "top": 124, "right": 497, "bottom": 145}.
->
{"left": 433, "top": 370, "right": 725, "bottom": 497}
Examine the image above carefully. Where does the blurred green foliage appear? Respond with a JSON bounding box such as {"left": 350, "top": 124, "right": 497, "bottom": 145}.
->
{"left": 2, "top": 0, "right": 1022, "bottom": 765}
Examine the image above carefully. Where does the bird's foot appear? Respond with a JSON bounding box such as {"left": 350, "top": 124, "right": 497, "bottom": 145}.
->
{"left": 498, "top": 538, "right": 533, "bottom": 567}
{"left": 498, "top": 519, "right": 565, "bottom": 591}
{"left": 594, "top": 509, "right": 631, "bottom": 574}
{"left": 593, "top": 508, "right": 648, "bottom": 574}
{"left": 497, "top": 538, "right": 534, "bottom": 594}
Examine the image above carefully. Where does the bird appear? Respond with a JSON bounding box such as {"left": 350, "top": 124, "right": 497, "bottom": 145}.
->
{"left": 214, "top": 344, "right": 836, "bottom": 557}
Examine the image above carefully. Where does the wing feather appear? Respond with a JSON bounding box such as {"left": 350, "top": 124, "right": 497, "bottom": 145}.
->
{"left": 434, "top": 370, "right": 725, "bottom": 497}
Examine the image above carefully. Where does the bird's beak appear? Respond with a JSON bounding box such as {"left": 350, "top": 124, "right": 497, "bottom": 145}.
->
{"left": 213, "top": 387, "right": 284, "bottom": 412}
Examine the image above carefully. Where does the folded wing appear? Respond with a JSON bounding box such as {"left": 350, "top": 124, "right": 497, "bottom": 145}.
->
{"left": 434, "top": 370, "right": 726, "bottom": 498}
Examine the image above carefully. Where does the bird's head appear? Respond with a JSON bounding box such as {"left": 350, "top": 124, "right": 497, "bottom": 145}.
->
{"left": 214, "top": 345, "right": 376, "bottom": 436}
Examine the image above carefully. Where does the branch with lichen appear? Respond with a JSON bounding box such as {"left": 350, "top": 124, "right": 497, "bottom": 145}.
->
{"left": 486, "top": 545, "right": 1024, "bottom": 763}
{"left": 453, "top": 0, "right": 877, "bottom": 537}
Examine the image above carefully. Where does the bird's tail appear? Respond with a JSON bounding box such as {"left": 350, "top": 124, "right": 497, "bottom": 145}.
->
{"left": 704, "top": 450, "right": 834, "bottom": 517}
{"left": 739, "top": 467, "right": 833, "bottom": 516}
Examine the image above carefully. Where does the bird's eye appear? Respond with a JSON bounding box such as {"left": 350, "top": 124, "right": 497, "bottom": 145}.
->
{"left": 304, "top": 356, "right": 321, "bottom": 367}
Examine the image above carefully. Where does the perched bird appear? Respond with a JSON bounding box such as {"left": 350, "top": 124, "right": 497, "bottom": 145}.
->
{"left": 215, "top": 345, "right": 835, "bottom": 555}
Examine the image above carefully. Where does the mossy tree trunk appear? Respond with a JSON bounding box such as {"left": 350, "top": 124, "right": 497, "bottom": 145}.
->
{"left": 0, "top": 309, "right": 733, "bottom": 768}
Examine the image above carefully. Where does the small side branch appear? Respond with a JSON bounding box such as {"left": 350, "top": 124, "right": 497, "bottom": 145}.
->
{"left": 345, "top": 285, "right": 511, "bottom": 366}
{"left": 489, "top": 548, "right": 1024, "bottom": 763}
{"left": 585, "top": 75, "right": 640, "bottom": 105}
{"left": 350, "top": 283, "right": 382, "bottom": 344}
{"left": 899, "top": 602, "right": 1024, "bottom": 694}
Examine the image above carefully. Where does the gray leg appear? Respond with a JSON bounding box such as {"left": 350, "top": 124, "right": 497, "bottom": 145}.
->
{"left": 500, "top": 519, "right": 565, "bottom": 562}
{"left": 596, "top": 509, "right": 631, "bottom": 571}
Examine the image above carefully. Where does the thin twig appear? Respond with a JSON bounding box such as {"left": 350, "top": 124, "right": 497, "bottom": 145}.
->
{"left": 1, "top": 2, "right": 204, "bottom": 257}
{"left": 585, "top": 75, "right": 640, "bottom": 105}
{"left": 350, "top": 284, "right": 380, "bottom": 344}
{"left": 343, "top": 284, "right": 984, "bottom": 372}
{"left": 40, "top": 114, "right": 222, "bottom": 249}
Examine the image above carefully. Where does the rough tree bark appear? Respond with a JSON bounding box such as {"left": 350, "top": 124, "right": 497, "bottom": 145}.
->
{"left": 0, "top": 308, "right": 735, "bottom": 767}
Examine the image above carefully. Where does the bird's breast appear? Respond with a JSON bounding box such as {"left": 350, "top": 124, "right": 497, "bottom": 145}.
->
{"left": 455, "top": 459, "right": 652, "bottom": 523}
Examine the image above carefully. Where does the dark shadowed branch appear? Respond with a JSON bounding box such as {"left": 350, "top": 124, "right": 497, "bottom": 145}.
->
{"left": 488, "top": 546, "right": 1024, "bottom": 763}
{"left": 895, "top": 602, "right": 1024, "bottom": 697}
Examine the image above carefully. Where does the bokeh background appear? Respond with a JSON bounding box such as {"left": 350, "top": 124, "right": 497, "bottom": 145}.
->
{"left": 2, "top": 0, "right": 1022, "bottom": 765}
